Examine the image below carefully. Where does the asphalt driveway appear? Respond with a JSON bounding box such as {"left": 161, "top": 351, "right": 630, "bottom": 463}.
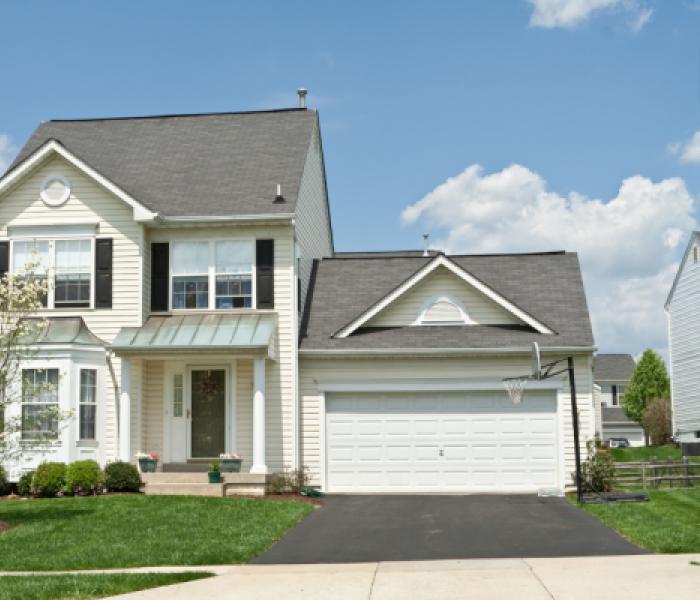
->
{"left": 253, "top": 495, "right": 646, "bottom": 564}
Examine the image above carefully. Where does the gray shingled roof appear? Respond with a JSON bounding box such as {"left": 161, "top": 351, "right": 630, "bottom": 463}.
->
{"left": 300, "top": 252, "right": 594, "bottom": 351}
{"left": 602, "top": 406, "right": 638, "bottom": 426}
{"left": 8, "top": 109, "right": 316, "bottom": 217}
{"left": 594, "top": 354, "right": 635, "bottom": 382}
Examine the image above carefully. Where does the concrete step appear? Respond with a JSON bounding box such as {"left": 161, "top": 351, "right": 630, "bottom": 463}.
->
{"left": 143, "top": 482, "right": 224, "bottom": 497}
{"left": 142, "top": 472, "right": 210, "bottom": 484}
{"left": 162, "top": 463, "right": 210, "bottom": 473}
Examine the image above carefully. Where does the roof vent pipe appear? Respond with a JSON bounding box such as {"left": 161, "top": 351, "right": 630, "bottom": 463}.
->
{"left": 297, "top": 88, "right": 308, "bottom": 108}
{"left": 274, "top": 183, "right": 285, "bottom": 203}
{"left": 422, "top": 233, "right": 430, "bottom": 257}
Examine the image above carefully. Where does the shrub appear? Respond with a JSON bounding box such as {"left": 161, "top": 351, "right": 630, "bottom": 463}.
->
{"left": 64, "top": 460, "right": 105, "bottom": 496}
{"left": 642, "top": 397, "right": 673, "bottom": 445}
{"left": 579, "top": 442, "right": 616, "bottom": 492}
{"left": 33, "top": 462, "right": 67, "bottom": 497}
{"left": 0, "top": 466, "right": 10, "bottom": 496}
{"left": 104, "top": 461, "right": 142, "bottom": 493}
{"left": 17, "top": 470, "right": 35, "bottom": 496}
{"left": 266, "top": 467, "right": 311, "bottom": 494}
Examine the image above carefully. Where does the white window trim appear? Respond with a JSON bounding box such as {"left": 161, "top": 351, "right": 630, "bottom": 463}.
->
{"left": 9, "top": 236, "right": 95, "bottom": 310}
{"left": 167, "top": 238, "right": 256, "bottom": 311}
{"left": 413, "top": 294, "right": 474, "bottom": 326}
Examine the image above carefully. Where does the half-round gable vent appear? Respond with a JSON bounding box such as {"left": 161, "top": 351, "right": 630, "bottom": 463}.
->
{"left": 416, "top": 296, "right": 471, "bottom": 325}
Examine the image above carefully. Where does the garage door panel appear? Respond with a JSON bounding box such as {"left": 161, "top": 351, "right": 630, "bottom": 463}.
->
{"left": 326, "top": 392, "right": 559, "bottom": 493}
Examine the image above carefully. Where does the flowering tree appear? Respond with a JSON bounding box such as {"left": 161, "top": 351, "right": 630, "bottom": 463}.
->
{"left": 0, "top": 258, "right": 52, "bottom": 462}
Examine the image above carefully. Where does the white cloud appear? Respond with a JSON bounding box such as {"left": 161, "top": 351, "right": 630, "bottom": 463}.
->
{"left": 402, "top": 164, "right": 696, "bottom": 356}
{"left": 528, "top": 0, "right": 653, "bottom": 31}
{"left": 670, "top": 131, "right": 700, "bottom": 164}
{"left": 0, "top": 133, "right": 16, "bottom": 174}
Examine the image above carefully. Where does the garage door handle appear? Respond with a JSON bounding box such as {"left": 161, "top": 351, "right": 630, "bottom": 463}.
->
{"left": 439, "top": 449, "right": 444, "bottom": 457}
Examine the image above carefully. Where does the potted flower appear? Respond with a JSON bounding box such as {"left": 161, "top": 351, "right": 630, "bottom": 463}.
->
{"left": 208, "top": 462, "right": 221, "bottom": 484}
{"left": 136, "top": 452, "right": 160, "bottom": 473}
{"left": 219, "top": 453, "right": 243, "bottom": 473}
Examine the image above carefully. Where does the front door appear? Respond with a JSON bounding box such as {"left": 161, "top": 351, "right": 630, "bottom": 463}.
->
{"left": 190, "top": 369, "right": 226, "bottom": 458}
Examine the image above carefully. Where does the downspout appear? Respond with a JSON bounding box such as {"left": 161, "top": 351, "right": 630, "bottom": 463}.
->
{"left": 107, "top": 350, "right": 121, "bottom": 438}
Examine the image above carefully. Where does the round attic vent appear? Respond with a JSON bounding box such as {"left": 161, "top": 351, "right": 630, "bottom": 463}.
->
{"left": 40, "top": 174, "right": 71, "bottom": 206}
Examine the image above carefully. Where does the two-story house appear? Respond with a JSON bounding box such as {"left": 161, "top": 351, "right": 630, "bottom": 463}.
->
{"left": 666, "top": 231, "right": 700, "bottom": 455}
{"left": 1, "top": 101, "right": 597, "bottom": 495}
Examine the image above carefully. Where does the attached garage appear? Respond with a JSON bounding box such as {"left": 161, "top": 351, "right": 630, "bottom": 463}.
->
{"left": 324, "top": 390, "right": 561, "bottom": 493}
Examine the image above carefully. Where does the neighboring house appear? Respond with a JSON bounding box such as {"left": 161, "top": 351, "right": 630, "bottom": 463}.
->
{"left": 0, "top": 103, "right": 596, "bottom": 494}
{"left": 593, "top": 354, "right": 644, "bottom": 447}
{"left": 666, "top": 231, "right": 700, "bottom": 453}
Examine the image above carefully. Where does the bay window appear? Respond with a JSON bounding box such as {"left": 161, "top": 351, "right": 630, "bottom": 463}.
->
{"left": 22, "top": 368, "right": 59, "bottom": 440}
{"left": 170, "top": 240, "right": 254, "bottom": 310}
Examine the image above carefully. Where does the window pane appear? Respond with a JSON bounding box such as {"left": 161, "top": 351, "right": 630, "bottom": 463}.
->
{"left": 215, "top": 241, "right": 253, "bottom": 274}
{"left": 22, "top": 369, "right": 59, "bottom": 440}
{"left": 215, "top": 274, "right": 252, "bottom": 309}
{"left": 172, "top": 276, "right": 208, "bottom": 309}
{"left": 13, "top": 240, "right": 49, "bottom": 274}
{"left": 55, "top": 240, "right": 91, "bottom": 306}
{"left": 79, "top": 405, "right": 96, "bottom": 440}
{"left": 171, "top": 242, "right": 209, "bottom": 275}
{"left": 173, "top": 373, "right": 183, "bottom": 418}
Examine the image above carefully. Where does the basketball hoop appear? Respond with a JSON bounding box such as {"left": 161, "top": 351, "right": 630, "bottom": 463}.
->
{"left": 503, "top": 375, "right": 531, "bottom": 405}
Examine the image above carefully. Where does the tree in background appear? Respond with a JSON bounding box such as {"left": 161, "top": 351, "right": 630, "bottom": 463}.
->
{"left": 642, "top": 397, "right": 673, "bottom": 445}
{"left": 622, "top": 349, "right": 670, "bottom": 429}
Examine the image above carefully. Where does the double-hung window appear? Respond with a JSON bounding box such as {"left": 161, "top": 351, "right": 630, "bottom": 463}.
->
{"left": 171, "top": 242, "right": 209, "bottom": 309}
{"left": 215, "top": 241, "right": 253, "bottom": 308}
{"left": 12, "top": 240, "right": 50, "bottom": 307}
{"left": 11, "top": 238, "right": 92, "bottom": 309}
{"left": 170, "top": 240, "right": 254, "bottom": 310}
{"left": 22, "top": 368, "right": 59, "bottom": 440}
{"left": 79, "top": 369, "right": 97, "bottom": 440}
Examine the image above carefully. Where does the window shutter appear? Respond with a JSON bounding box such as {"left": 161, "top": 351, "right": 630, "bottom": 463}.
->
{"left": 0, "top": 241, "right": 8, "bottom": 279}
{"left": 256, "top": 239, "right": 274, "bottom": 309}
{"left": 151, "top": 243, "right": 169, "bottom": 312}
{"left": 94, "top": 238, "right": 113, "bottom": 308}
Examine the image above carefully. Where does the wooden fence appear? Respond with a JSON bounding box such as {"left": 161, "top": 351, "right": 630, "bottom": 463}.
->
{"left": 614, "top": 458, "right": 700, "bottom": 489}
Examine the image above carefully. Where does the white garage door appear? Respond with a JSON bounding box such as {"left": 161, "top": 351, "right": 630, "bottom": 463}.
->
{"left": 325, "top": 391, "right": 560, "bottom": 493}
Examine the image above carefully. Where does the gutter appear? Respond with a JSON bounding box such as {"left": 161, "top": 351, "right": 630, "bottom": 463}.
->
{"left": 155, "top": 213, "right": 295, "bottom": 224}
{"left": 298, "top": 345, "right": 598, "bottom": 356}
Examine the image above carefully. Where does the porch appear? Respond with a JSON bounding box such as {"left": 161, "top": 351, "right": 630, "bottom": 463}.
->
{"left": 112, "top": 314, "right": 280, "bottom": 495}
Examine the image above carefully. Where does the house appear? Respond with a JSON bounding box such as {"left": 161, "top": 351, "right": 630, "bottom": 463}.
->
{"left": 666, "top": 231, "right": 700, "bottom": 454}
{"left": 593, "top": 353, "right": 644, "bottom": 447}
{"left": 0, "top": 100, "right": 597, "bottom": 495}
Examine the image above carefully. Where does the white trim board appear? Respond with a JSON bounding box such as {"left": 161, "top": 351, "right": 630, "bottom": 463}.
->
{"left": 334, "top": 254, "right": 555, "bottom": 338}
{"left": 316, "top": 379, "right": 565, "bottom": 393}
{"left": 0, "top": 139, "right": 158, "bottom": 222}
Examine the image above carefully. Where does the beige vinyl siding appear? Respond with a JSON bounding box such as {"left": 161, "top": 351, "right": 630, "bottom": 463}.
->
{"left": 668, "top": 237, "right": 700, "bottom": 440}
{"left": 366, "top": 266, "right": 524, "bottom": 328}
{"left": 148, "top": 224, "right": 297, "bottom": 471}
{"left": 0, "top": 154, "right": 145, "bottom": 461}
{"left": 295, "top": 120, "right": 333, "bottom": 313}
{"left": 140, "top": 360, "right": 164, "bottom": 457}
{"left": 299, "top": 353, "right": 594, "bottom": 488}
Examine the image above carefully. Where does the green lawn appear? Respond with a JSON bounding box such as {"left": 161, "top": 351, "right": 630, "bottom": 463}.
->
{"left": 578, "top": 488, "right": 700, "bottom": 553}
{"left": 0, "top": 572, "right": 213, "bottom": 600}
{"left": 0, "top": 495, "right": 312, "bottom": 570}
{"left": 609, "top": 445, "right": 681, "bottom": 462}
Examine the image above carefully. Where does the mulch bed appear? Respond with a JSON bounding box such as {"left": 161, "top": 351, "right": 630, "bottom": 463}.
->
{"left": 0, "top": 521, "right": 13, "bottom": 533}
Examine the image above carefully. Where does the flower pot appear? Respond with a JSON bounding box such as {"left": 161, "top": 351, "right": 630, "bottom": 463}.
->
{"left": 220, "top": 458, "right": 242, "bottom": 473}
{"left": 139, "top": 458, "right": 158, "bottom": 473}
{"left": 208, "top": 471, "right": 222, "bottom": 484}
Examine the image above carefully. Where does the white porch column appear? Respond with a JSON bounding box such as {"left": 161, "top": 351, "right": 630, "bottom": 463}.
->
{"left": 250, "top": 357, "right": 268, "bottom": 474}
{"left": 119, "top": 358, "right": 131, "bottom": 462}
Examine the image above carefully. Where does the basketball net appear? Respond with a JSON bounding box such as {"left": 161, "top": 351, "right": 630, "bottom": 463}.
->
{"left": 503, "top": 376, "right": 531, "bottom": 405}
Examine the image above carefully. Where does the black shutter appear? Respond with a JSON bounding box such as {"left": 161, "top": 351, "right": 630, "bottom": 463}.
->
{"left": 0, "top": 241, "right": 8, "bottom": 279}
{"left": 151, "top": 243, "right": 169, "bottom": 312}
{"left": 94, "top": 238, "right": 113, "bottom": 308}
{"left": 256, "top": 239, "right": 274, "bottom": 309}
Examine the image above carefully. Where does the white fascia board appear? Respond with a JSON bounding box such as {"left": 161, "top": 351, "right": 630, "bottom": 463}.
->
{"left": 299, "top": 345, "right": 597, "bottom": 356}
{"left": 0, "top": 140, "right": 158, "bottom": 223}
{"left": 334, "top": 254, "right": 554, "bottom": 338}
{"left": 665, "top": 231, "right": 700, "bottom": 309}
{"left": 317, "top": 379, "right": 564, "bottom": 392}
{"left": 156, "top": 214, "right": 295, "bottom": 224}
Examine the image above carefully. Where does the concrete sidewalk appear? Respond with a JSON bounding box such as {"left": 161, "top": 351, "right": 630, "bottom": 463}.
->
{"left": 112, "top": 554, "right": 700, "bottom": 599}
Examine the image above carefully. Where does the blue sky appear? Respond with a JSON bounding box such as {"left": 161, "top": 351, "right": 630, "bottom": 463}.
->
{"left": 1, "top": 0, "right": 699, "bottom": 357}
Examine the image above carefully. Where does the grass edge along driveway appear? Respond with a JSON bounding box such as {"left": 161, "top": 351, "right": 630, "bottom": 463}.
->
{"left": 576, "top": 488, "right": 700, "bottom": 553}
{"left": 0, "top": 495, "right": 313, "bottom": 570}
{"left": 0, "top": 572, "right": 213, "bottom": 600}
